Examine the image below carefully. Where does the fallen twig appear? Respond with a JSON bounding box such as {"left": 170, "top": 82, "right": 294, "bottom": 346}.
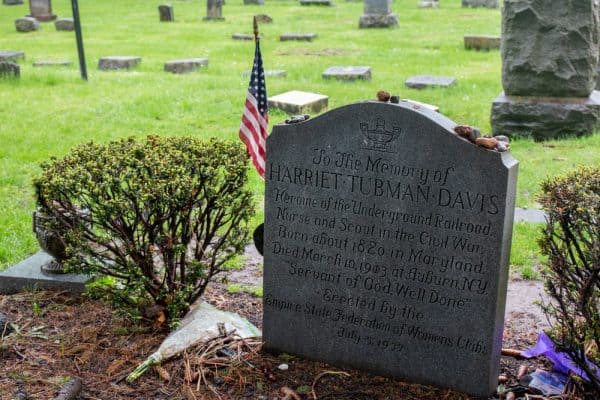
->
{"left": 501, "top": 348, "right": 524, "bottom": 359}
{"left": 311, "top": 370, "right": 351, "bottom": 399}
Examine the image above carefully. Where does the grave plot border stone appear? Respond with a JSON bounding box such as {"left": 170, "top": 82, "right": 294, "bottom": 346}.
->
{"left": 405, "top": 75, "right": 457, "bottom": 89}
{"left": 164, "top": 57, "right": 209, "bottom": 74}
{"left": 33, "top": 60, "right": 72, "bottom": 67}
{"left": 280, "top": 33, "right": 318, "bottom": 42}
{"left": 322, "top": 66, "right": 371, "bottom": 81}
{"left": 0, "top": 50, "right": 25, "bottom": 62}
{"left": 263, "top": 101, "right": 518, "bottom": 398}
{"left": 0, "top": 252, "right": 93, "bottom": 294}
{"left": 98, "top": 56, "right": 141, "bottom": 71}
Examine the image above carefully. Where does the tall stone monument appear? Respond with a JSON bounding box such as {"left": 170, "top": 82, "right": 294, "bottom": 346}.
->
{"left": 203, "top": 0, "right": 224, "bottom": 20}
{"left": 263, "top": 101, "right": 518, "bottom": 398}
{"left": 28, "top": 0, "right": 56, "bottom": 21}
{"left": 359, "top": 0, "right": 398, "bottom": 28}
{"left": 491, "top": 0, "right": 600, "bottom": 140}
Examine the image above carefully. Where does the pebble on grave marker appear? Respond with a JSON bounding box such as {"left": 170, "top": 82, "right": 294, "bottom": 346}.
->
{"left": 405, "top": 75, "right": 457, "bottom": 89}
{"left": 55, "top": 18, "right": 74, "bottom": 31}
{"left": 464, "top": 35, "right": 501, "bottom": 51}
{"left": 15, "top": 17, "right": 40, "bottom": 33}
{"left": 268, "top": 90, "right": 328, "bottom": 115}
{"left": 0, "top": 50, "right": 25, "bottom": 63}
{"left": 164, "top": 58, "right": 209, "bottom": 74}
{"left": 322, "top": 66, "right": 371, "bottom": 81}
{"left": 98, "top": 56, "right": 141, "bottom": 71}
{"left": 280, "top": 33, "right": 318, "bottom": 42}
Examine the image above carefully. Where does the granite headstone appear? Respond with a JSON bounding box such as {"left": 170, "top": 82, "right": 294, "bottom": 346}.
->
{"left": 54, "top": 18, "right": 74, "bottom": 31}
{"left": 15, "top": 17, "right": 40, "bottom": 32}
{"left": 204, "top": 0, "right": 224, "bottom": 20}
{"left": 0, "top": 61, "right": 20, "bottom": 78}
{"left": 28, "top": 0, "right": 56, "bottom": 21}
{"left": 4, "top": 0, "right": 24, "bottom": 5}
{"left": 263, "top": 101, "right": 518, "bottom": 398}
{"left": 159, "top": 5, "right": 174, "bottom": 22}
{"left": 359, "top": 0, "right": 398, "bottom": 28}
{"left": 491, "top": 0, "right": 600, "bottom": 140}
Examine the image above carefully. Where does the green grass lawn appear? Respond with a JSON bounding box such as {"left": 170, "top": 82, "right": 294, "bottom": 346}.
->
{"left": 1, "top": 0, "right": 598, "bottom": 274}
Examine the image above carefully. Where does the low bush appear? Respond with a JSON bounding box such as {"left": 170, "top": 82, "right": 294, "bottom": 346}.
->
{"left": 537, "top": 165, "right": 599, "bottom": 395}
{"left": 34, "top": 135, "right": 254, "bottom": 324}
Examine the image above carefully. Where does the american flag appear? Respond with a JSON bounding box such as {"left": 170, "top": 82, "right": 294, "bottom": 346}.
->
{"left": 239, "top": 24, "right": 268, "bottom": 178}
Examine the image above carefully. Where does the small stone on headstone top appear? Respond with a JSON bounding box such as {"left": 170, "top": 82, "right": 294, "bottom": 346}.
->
{"left": 464, "top": 35, "right": 500, "bottom": 51}
{"left": 0, "top": 252, "right": 93, "bottom": 294}
{"left": 98, "top": 56, "right": 141, "bottom": 71}
{"left": 15, "top": 17, "right": 40, "bottom": 32}
{"left": 255, "top": 14, "right": 273, "bottom": 23}
{"left": 300, "top": 0, "right": 333, "bottom": 5}
{"left": 322, "top": 66, "right": 371, "bottom": 81}
{"left": 244, "top": 0, "right": 264, "bottom": 4}
{"left": 419, "top": 0, "right": 439, "bottom": 8}
{"left": 268, "top": 90, "right": 328, "bottom": 115}
{"left": 280, "top": 33, "right": 318, "bottom": 42}
{"left": 54, "top": 18, "right": 74, "bottom": 31}
{"left": 3, "top": 0, "right": 24, "bottom": 5}
{"left": 0, "top": 50, "right": 25, "bottom": 62}
{"left": 405, "top": 75, "right": 457, "bottom": 89}
{"left": 244, "top": 69, "right": 287, "bottom": 77}
{"left": 0, "top": 61, "right": 20, "bottom": 78}
{"left": 164, "top": 58, "right": 209, "bottom": 74}
{"left": 33, "top": 60, "right": 72, "bottom": 67}
{"left": 159, "top": 4, "right": 174, "bottom": 22}
{"left": 462, "top": 0, "right": 497, "bottom": 8}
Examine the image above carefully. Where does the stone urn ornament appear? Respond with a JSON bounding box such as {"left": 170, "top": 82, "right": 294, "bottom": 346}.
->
{"left": 33, "top": 207, "right": 88, "bottom": 274}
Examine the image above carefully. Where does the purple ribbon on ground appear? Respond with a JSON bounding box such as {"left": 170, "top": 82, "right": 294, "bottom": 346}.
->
{"left": 522, "top": 331, "right": 600, "bottom": 382}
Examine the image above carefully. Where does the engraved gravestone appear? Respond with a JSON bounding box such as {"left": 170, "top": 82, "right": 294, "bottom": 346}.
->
{"left": 263, "top": 101, "right": 518, "bottom": 398}
{"left": 28, "top": 0, "right": 56, "bottom": 21}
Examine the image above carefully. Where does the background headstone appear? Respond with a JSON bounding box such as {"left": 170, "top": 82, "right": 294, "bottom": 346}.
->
{"left": 0, "top": 61, "right": 20, "bottom": 78}
{"left": 322, "top": 66, "right": 371, "bottom": 80}
{"left": 0, "top": 50, "right": 25, "bottom": 62}
{"left": 244, "top": 69, "right": 286, "bottom": 77}
{"left": 164, "top": 58, "right": 209, "bottom": 74}
{"left": 28, "top": 0, "right": 56, "bottom": 21}
{"left": 491, "top": 0, "right": 600, "bottom": 140}
{"left": 98, "top": 56, "right": 141, "bottom": 70}
{"left": 54, "top": 17, "right": 74, "bottom": 31}
{"left": 244, "top": 0, "right": 264, "bottom": 4}
{"left": 268, "top": 90, "right": 328, "bottom": 114}
{"left": 263, "top": 101, "right": 518, "bottom": 398}
{"left": 464, "top": 35, "right": 500, "bottom": 51}
{"left": 232, "top": 33, "right": 256, "bottom": 40}
{"left": 159, "top": 4, "right": 174, "bottom": 22}
{"left": 280, "top": 33, "right": 318, "bottom": 42}
{"left": 462, "top": 0, "right": 497, "bottom": 7}
{"left": 4, "top": 0, "right": 24, "bottom": 5}
{"left": 254, "top": 14, "right": 272, "bottom": 23}
{"left": 15, "top": 17, "right": 39, "bottom": 32}
{"left": 33, "top": 60, "right": 72, "bottom": 67}
{"left": 300, "top": 0, "right": 333, "bottom": 5}
{"left": 405, "top": 75, "right": 456, "bottom": 89}
{"left": 419, "top": 0, "right": 438, "bottom": 8}
{"left": 359, "top": 0, "right": 398, "bottom": 28}
{"left": 204, "top": 0, "right": 224, "bottom": 20}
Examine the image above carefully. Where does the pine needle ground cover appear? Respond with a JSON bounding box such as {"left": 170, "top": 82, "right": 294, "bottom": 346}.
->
{"left": 1, "top": 0, "right": 599, "bottom": 272}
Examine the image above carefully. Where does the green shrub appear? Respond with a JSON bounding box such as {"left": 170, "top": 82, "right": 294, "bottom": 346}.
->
{"left": 537, "top": 166, "right": 599, "bottom": 394}
{"left": 34, "top": 135, "right": 254, "bottom": 324}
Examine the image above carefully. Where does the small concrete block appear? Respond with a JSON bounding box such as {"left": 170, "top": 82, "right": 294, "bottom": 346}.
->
{"left": 280, "top": 33, "right": 318, "bottom": 42}
{"left": 244, "top": 69, "right": 287, "bottom": 77}
{"left": 3, "top": 0, "right": 24, "bottom": 5}
{"left": 322, "top": 66, "right": 371, "bottom": 81}
{"left": 164, "top": 58, "right": 209, "bottom": 74}
{"left": 15, "top": 17, "right": 40, "bottom": 32}
{"left": 159, "top": 4, "right": 174, "bottom": 22}
{"left": 300, "top": 0, "right": 333, "bottom": 5}
{"left": 0, "top": 252, "right": 93, "bottom": 294}
{"left": 33, "top": 60, "right": 72, "bottom": 67}
{"left": 464, "top": 34, "right": 500, "bottom": 51}
{"left": 0, "top": 61, "right": 20, "bottom": 78}
{"left": 268, "top": 90, "right": 328, "bottom": 115}
{"left": 405, "top": 75, "right": 457, "bottom": 89}
{"left": 0, "top": 50, "right": 25, "bottom": 62}
{"left": 54, "top": 18, "right": 74, "bottom": 31}
{"left": 254, "top": 14, "right": 273, "bottom": 23}
{"left": 98, "top": 56, "right": 141, "bottom": 70}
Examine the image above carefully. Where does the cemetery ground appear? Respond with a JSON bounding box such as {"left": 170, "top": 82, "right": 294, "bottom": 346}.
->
{"left": 0, "top": 0, "right": 598, "bottom": 399}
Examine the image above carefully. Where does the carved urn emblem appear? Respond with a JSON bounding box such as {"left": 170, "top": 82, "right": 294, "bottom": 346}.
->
{"left": 360, "top": 117, "right": 401, "bottom": 152}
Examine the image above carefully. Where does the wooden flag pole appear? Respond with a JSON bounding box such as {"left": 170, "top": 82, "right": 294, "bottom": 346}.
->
{"left": 253, "top": 16, "right": 259, "bottom": 42}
